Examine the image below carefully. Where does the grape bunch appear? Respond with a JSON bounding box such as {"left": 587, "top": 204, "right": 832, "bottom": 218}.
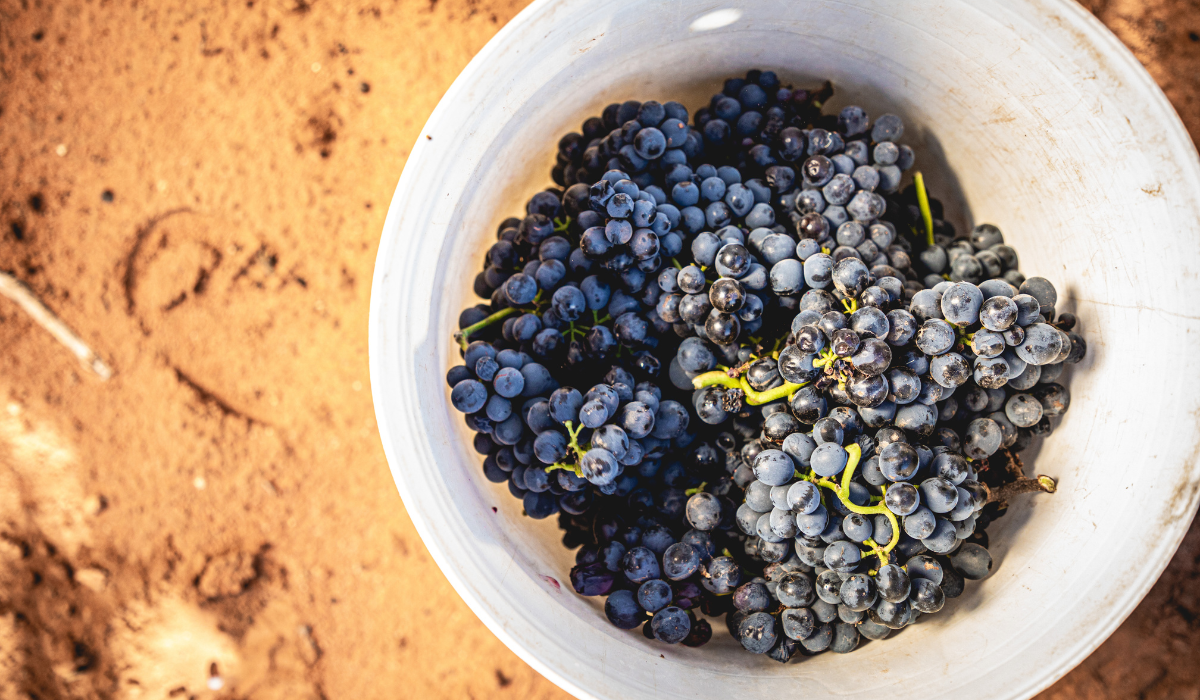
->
{"left": 443, "top": 68, "right": 1086, "bottom": 661}
{"left": 718, "top": 418, "right": 989, "bottom": 652}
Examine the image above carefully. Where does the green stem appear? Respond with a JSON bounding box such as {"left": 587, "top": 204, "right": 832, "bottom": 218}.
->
{"left": 692, "top": 372, "right": 742, "bottom": 391}
{"left": 546, "top": 420, "right": 589, "bottom": 477}
{"left": 813, "top": 348, "right": 850, "bottom": 388}
{"left": 839, "top": 442, "right": 862, "bottom": 493}
{"left": 455, "top": 307, "right": 518, "bottom": 351}
{"left": 913, "top": 171, "right": 935, "bottom": 248}
{"left": 690, "top": 372, "right": 808, "bottom": 406}
{"left": 813, "top": 347, "right": 838, "bottom": 370}
{"left": 455, "top": 291, "right": 545, "bottom": 351}
{"left": 809, "top": 444, "right": 900, "bottom": 571}
{"left": 563, "top": 420, "right": 587, "bottom": 462}
{"left": 749, "top": 379, "right": 807, "bottom": 405}
{"left": 564, "top": 321, "right": 589, "bottom": 342}
{"left": 553, "top": 215, "right": 572, "bottom": 233}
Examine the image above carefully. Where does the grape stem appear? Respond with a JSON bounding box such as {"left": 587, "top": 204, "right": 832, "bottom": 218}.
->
{"left": 563, "top": 321, "right": 589, "bottom": 342}
{"left": 985, "top": 475, "right": 1057, "bottom": 507}
{"left": 913, "top": 171, "right": 935, "bottom": 248}
{"left": 980, "top": 448, "right": 1057, "bottom": 506}
{"left": 552, "top": 215, "right": 572, "bottom": 233}
{"left": 563, "top": 420, "right": 587, "bottom": 461}
{"left": 813, "top": 347, "right": 850, "bottom": 389}
{"left": 813, "top": 347, "right": 839, "bottom": 370}
{"left": 546, "top": 420, "right": 589, "bottom": 477}
{"left": 690, "top": 372, "right": 808, "bottom": 406}
{"left": 454, "top": 307, "right": 518, "bottom": 351}
{"left": 725, "top": 359, "right": 755, "bottom": 378}
{"left": 454, "top": 291, "right": 546, "bottom": 351}
{"left": 802, "top": 444, "right": 900, "bottom": 572}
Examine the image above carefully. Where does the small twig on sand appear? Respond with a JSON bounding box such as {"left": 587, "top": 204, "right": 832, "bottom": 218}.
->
{"left": 0, "top": 272, "right": 113, "bottom": 380}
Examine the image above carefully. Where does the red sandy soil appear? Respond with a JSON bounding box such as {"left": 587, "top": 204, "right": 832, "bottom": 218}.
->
{"left": 0, "top": 0, "right": 1197, "bottom": 698}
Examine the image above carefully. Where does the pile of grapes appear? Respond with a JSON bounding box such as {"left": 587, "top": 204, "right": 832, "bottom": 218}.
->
{"left": 445, "top": 70, "right": 1086, "bottom": 659}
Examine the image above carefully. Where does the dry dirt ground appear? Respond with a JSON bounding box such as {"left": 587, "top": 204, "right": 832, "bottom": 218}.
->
{"left": 0, "top": 0, "right": 1198, "bottom": 698}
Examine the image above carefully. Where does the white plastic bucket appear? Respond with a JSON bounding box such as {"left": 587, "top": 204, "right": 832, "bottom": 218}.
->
{"left": 369, "top": 1, "right": 1200, "bottom": 698}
